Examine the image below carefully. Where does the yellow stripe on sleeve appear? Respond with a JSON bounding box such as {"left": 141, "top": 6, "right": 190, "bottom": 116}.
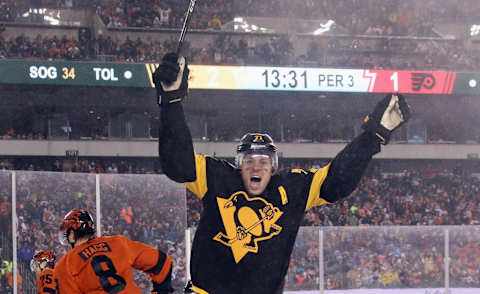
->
{"left": 278, "top": 186, "right": 288, "bottom": 205}
{"left": 184, "top": 153, "right": 208, "bottom": 199}
{"left": 192, "top": 285, "right": 209, "bottom": 294}
{"left": 305, "top": 163, "right": 332, "bottom": 211}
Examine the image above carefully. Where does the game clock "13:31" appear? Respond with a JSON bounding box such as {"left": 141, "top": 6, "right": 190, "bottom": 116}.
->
{"left": 262, "top": 69, "right": 308, "bottom": 89}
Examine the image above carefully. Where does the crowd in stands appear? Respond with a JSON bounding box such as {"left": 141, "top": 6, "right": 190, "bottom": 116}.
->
{"left": 304, "top": 37, "right": 479, "bottom": 71}
{"left": 286, "top": 162, "right": 480, "bottom": 289}
{"left": 237, "top": 0, "right": 478, "bottom": 34}
{"left": 304, "top": 167, "right": 480, "bottom": 227}
{"left": 0, "top": 130, "right": 44, "bottom": 140}
{"left": 2, "top": 0, "right": 478, "bottom": 35}
{"left": 0, "top": 33, "right": 88, "bottom": 60}
{"left": 0, "top": 31, "right": 296, "bottom": 67}
{"left": 1, "top": 0, "right": 480, "bottom": 70}
{"left": 285, "top": 224, "right": 480, "bottom": 290}
{"left": 0, "top": 183, "right": 15, "bottom": 293}
{"left": 96, "top": 0, "right": 232, "bottom": 30}
{"left": 323, "top": 229, "right": 446, "bottom": 289}
{"left": 1, "top": 29, "right": 478, "bottom": 70}
{"left": 0, "top": 158, "right": 158, "bottom": 174}
{"left": 0, "top": 258, "right": 23, "bottom": 294}
{"left": 285, "top": 226, "right": 480, "bottom": 290}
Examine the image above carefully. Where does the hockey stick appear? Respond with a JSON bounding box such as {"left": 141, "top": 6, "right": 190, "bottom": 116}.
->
{"left": 176, "top": 0, "right": 198, "bottom": 55}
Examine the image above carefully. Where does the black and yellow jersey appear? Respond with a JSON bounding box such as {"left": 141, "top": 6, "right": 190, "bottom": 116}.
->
{"left": 185, "top": 155, "right": 332, "bottom": 293}
{"left": 158, "top": 103, "right": 380, "bottom": 294}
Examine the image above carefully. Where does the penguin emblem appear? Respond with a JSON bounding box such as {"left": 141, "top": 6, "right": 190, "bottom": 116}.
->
{"left": 214, "top": 191, "right": 283, "bottom": 263}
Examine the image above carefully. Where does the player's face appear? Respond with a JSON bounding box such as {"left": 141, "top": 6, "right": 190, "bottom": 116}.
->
{"left": 38, "top": 261, "right": 47, "bottom": 273}
{"left": 68, "top": 229, "right": 76, "bottom": 245}
{"left": 241, "top": 154, "right": 273, "bottom": 196}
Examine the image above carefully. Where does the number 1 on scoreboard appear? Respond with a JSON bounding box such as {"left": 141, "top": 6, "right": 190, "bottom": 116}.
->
{"left": 390, "top": 72, "right": 399, "bottom": 92}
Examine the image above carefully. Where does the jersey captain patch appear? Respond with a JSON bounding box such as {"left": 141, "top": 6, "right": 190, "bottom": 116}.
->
{"left": 213, "top": 191, "right": 283, "bottom": 263}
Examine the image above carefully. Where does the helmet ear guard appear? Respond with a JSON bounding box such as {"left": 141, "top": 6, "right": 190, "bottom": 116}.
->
{"left": 235, "top": 133, "right": 278, "bottom": 171}
{"left": 30, "top": 259, "right": 38, "bottom": 272}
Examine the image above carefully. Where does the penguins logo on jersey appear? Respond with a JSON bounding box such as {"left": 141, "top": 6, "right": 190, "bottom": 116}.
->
{"left": 213, "top": 191, "right": 283, "bottom": 263}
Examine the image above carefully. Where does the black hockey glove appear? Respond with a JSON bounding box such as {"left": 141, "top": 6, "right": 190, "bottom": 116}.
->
{"left": 152, "top": 280, "right": 174, "bottom": 294}
{"left": 184, "top": 280, "right": 194, "bottom": 293}
{"left": 152, "top": 52, "right": 189, "bottom": 106}
{"left": 362, "top": 93, "right": 411, "bottom": 145}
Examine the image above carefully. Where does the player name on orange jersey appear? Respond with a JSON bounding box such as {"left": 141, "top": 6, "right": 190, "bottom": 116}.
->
{"left": 78, "top": 242, "right": 112, "bottom": 260}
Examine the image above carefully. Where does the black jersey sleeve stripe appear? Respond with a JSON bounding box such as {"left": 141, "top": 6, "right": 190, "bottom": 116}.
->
{"left": 146, "top": 249, "right": 170, "bottom": 276}
{"left": 305, "top": 164, "right": 331, "bottom": 211}
{"left": 185, "top": 153, "right": 208, "bottom": 199}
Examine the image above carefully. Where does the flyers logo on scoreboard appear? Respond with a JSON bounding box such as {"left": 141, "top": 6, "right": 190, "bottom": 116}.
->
{"left": 411, "top": 73, "right": 436, "bottom": 91}
{"left": 408, "top": 71, "right": 457, "bottom": 94}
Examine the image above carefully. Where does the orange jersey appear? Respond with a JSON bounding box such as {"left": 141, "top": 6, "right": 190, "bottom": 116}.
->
{"left": 54, "top": 235, "right": 172, "bottom": 294}
{"left": 37, "top": 268, "right": 57, "bottom": 294}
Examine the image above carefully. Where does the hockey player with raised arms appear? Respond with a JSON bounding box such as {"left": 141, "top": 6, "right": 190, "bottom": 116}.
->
{"left": 153, "top": 53, "right": 411, "bottom": 294}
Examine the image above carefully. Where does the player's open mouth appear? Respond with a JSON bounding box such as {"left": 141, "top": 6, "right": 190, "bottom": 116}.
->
{"left": 249, "top": 176, "right": 262, "bottom": 191}
{"left": 251, "top": 176, "right": 261, "bottom": 182}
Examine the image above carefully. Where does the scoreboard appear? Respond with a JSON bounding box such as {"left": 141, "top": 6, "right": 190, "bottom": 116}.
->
{"left": 1, "top": 60, "right": 479, "bottom": 95}
{"left": 0, "top": 60, "right": 149, "bottom": 87}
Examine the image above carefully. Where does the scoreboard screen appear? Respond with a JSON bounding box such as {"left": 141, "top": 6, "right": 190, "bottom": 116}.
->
{"left": 0, "top": 60, "right": 150, "bottom": 87}
{"left": 1, "top": 60, "right": 479, "bottom": 95}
